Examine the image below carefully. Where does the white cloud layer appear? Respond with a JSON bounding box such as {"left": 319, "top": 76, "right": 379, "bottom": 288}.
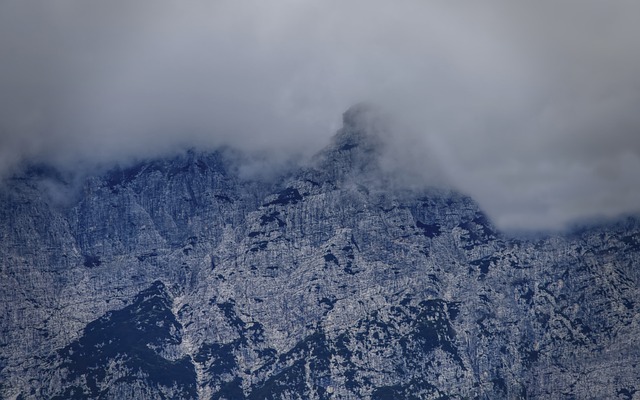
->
{"left": 1, "top": 0, "right": 640, "bottom": 231}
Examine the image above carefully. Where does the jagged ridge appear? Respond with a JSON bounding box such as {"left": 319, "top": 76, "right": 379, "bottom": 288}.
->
{"left": 0, "top": 110, "right": 639, "bottom": 399}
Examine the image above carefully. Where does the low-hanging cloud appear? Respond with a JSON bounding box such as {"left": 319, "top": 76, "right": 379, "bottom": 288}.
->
{"left": 1, "top": 0, "right": 640, "bottom": 231}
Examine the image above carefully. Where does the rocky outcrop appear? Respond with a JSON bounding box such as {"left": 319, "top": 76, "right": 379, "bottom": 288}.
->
{"left": 1, "top": 107, "right": 639, "bottom": 399}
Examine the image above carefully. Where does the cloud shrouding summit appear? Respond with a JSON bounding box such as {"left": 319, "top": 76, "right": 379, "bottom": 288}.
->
{"left": 1, "top": 0, "right": 640, "bottom": 231}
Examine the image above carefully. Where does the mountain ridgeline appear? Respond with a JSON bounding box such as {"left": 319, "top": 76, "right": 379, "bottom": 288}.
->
{"left": 1, "top": 107, "right": 639, "bottom": 399}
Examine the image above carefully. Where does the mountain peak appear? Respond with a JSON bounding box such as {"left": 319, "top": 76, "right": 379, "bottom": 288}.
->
{"left": 341, "top": 102, "right": 379, "bottom": 128}
{"left": 309, "top": 104, "right": 387, "bottom": 182}
{"left": 329, "top": 103, "right": 386, "bottom": 153}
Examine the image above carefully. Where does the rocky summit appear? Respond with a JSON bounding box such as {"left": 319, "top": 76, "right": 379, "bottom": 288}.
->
{"left": 1, "top": 107, "right": 639, "bottom": 399}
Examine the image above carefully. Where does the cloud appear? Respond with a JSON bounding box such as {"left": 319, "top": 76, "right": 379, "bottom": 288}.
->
{"left": 1, "top": 0, "right": 640, "bottom": 231}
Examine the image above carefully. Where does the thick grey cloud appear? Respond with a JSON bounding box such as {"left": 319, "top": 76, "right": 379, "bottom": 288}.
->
{"left": 1, "top": 1, "right": 640, "bottom": 231}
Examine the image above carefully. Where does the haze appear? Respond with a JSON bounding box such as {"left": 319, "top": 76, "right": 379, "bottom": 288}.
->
{"left": 1, "top": 0, "right": 640, "bottom": 231}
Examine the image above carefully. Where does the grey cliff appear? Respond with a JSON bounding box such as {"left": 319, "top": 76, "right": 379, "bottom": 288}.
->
{"left": 1, "top": 107, "right": 639, "bottom": 399}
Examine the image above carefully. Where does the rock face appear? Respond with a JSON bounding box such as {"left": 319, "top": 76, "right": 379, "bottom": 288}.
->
{"left": 1, "top": 108, "right": 639, "bottom": 399}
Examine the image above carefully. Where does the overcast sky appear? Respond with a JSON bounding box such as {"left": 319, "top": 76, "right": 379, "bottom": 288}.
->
{"left": 1, "top": 0, "right": 640, "bottom": 231}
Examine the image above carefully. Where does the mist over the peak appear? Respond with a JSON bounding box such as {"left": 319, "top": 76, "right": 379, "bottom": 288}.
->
{"left": 2, "top": 1, "right": 640, "bottom": 231}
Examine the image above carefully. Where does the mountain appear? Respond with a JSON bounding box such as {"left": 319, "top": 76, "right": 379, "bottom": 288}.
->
{"left": 1, "top": 106, "right": 639, "bottom": 399}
